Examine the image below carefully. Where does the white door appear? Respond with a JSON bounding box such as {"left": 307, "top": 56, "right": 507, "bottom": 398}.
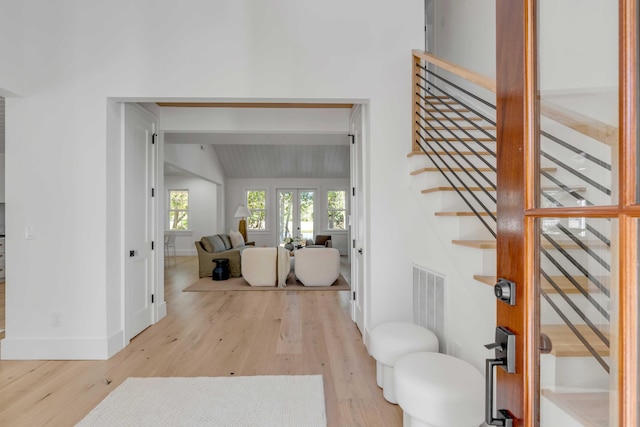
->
{"left": 350, "top": 105, "right": 365, "bottom": 334}
{"left": 124, "top": 104, "right": 156, "bottom": 341}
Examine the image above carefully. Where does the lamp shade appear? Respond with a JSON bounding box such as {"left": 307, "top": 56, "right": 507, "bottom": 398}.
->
{"left": 234, "top": 205, "right": 251, "bottom": 218}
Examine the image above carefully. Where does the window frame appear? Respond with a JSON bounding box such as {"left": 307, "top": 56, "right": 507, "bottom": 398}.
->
{"left": 326, "top": 188, "right": 348, "bottom": 231}
{"left": 167, "top": 189, "right": 190, "bottom": 231}
{"left": 246, "top": 189, "right": 268, "bottom": 232}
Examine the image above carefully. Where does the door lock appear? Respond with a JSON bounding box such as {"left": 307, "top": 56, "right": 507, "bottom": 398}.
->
{"left": 484, "top": 327, "right": 516, "bottom": 426}
{"left": 494, "top": 278, "right": 516, "bottom": 306}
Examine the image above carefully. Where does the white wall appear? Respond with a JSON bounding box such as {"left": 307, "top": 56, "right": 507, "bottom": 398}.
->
{"left": 1, "top": 0, "right": 423, "bottom": 359}
{"left": 164, "top": 143, "right": 225, "bottom": 186}
{"left": 434, "top": 0, "right": 496, "bottom": 78}
{"left": 0, "top": 2, "right": 24, "bottom": 96}
{"left": 165, "top": 175, "right": 219, "bottom": 256}
{"left": 226, "top": 178, "right": 350, "bottom": 254}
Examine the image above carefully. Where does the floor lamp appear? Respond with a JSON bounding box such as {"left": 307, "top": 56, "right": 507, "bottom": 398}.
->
{"left": 234, "top": 205, "right": 252, "bottom": 242}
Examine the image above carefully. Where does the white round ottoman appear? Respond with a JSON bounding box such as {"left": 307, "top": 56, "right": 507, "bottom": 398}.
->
{"left": 394, "top": 352, "right": 484, "bottom": 427}
{"left": 369, "top": 322, "right": 439, "bottom": 403}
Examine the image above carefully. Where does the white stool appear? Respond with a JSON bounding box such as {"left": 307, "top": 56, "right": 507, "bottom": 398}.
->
{"left": 369, "top": 322, "right": 439, "bottom": 403}
{"left": 394, "top": 352, "right": 484, "bottom": 427}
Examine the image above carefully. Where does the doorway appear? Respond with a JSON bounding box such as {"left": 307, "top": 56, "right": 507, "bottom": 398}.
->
{"left": 277, "top": 189, "right": 316, "bottom": 244}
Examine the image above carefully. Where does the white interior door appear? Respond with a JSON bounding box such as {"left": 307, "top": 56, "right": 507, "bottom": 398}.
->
{"left": 350, "top": 105, "right": 365, "bottom": 334}
{"left": 124, "top": 104, "right": 156, "bottom": 341}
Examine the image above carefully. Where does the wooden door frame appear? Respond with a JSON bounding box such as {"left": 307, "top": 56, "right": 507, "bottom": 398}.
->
{"left": 495, "top": 0, "right": 638, "bottom": 425}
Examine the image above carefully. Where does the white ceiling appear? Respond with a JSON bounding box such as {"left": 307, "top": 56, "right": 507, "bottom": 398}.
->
{"left": 165, "top": 132, "right": 350, "bottom": 179}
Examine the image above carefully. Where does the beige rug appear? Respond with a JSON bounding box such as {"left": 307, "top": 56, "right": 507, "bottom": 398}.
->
{"left": 184, "top": 271, "right": 350, "bottom": 292}
{"left": 76, "top": 375, "right": 326, "bottom": 427}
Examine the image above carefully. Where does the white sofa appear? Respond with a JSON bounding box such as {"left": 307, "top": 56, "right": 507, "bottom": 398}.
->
{"left": 241, "top": 247, "right": 290, "bottom": 287}
{"left": 294, "top": 247, "right": 340, "bottom": 286}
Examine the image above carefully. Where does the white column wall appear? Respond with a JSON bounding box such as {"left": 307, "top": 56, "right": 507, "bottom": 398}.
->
{"left": 164, "top": 175, "right": 219, "bottom": 256}
{"left": 1, "top": 0, "right": 423, "bottom": 359}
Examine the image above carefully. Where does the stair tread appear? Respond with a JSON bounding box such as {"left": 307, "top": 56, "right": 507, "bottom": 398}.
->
{"left": 408, "top": 151, "right": 492, "bottom": 159}
{"left": 436, "top": 211, "right": 496, "bottom": 217}
{"left": 453, "top": 239, "right": 608, "bottom": 250}
{"left": 541, "top": 324, "right": 609, "bottom": 357}
{"left": 418, "top": 185, "right": 586, "bottom": 193}
{"left": 410, "top": 167, "right": 556, "bottom": 175}
{"left": 421, "top": 186, "right": 495, "bottom": 194}
{"left": 420, "top": 137, "right": 496, "bottom": 142}
{"left": 428, "top": 125, "right": 496, "bottom": 131}
{"left": 473, "top": 275, "right": 604, "bottom": 294}
{"left": 542, "top": 389, "right": 609, "bottom": 427}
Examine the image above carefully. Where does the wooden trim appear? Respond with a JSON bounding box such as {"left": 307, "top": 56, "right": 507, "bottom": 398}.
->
{"left": 619, "top": 1, "right": 638, "bottom": 425}
{"left": 539, "top": 100, "right": 619, "bottom": 148}
{"left": 155, "top": 102, "right": 354, "bottom": 109}
{"left": 496, "top": 1, "right": 536, "bottom": 424}
{"left": 527, "top": 205, "right": 640, "bottom": 217}
{"left": 412, "top": 49, "right": 497, "bottom": 93}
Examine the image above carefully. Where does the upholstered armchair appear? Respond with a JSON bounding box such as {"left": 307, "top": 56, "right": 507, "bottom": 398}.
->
{"left": 305, "top": 235, "right": 332, "bottom": 248}
{"left": 241, "top": 247, "right": 290, "bottom": 287}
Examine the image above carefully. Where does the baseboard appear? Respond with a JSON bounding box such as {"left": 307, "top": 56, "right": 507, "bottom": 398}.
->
{"left": 107, "top": 329, "right": 125, "bottom": 358}
{"left": 157, "top": 301, "right": 167, "bottom": 320}
{"left": 363, "top": 328, "right": 371, "bottom": 353}
{"left": 1, "top": 337, "right": 113, "bottom": 360}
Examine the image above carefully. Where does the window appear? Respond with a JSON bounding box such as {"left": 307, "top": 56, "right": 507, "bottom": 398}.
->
{"left": 327, "top": 190, "right": 346, "bottom": 230}
{"left": 168, "top": 190, "right": 189, "bottom": 230}
{"left": 247, "top": 189, "right": 266, "bottom": 230}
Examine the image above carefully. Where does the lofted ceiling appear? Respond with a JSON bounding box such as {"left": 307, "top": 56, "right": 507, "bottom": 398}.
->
{"left": 165, "top": 132, "right": 350, "bottom": 179}
{"left": 161, "top": 102, "right": 353, "bottom": 180}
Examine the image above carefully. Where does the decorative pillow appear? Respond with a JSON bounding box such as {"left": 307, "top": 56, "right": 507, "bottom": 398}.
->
{"left": 229, "top": 230, "right": 245, "bottom": 248}
{"left": 210, "top": 235, "right": 227, "bottom": 252}
{"left": 219, "top": 234, "right": 233, "bottom": 250}
{"left": 201, "top": 236, "right": 215, "bottom": 252}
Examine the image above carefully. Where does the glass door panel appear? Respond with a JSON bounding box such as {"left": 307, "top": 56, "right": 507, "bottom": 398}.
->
{"left": 299, "top": 190, "right": 315, "bottom": 242}
{"left": 278, "top": 190, "right": 293, "bottom": 243}
{"left": 538, "top": 217, "right": 617, "bottom": 425}
{"left": 537, "top": 0, "right": 619, "bottom": 208}
{"left": 277, "top": 189, "right": 315, "bottom": 245}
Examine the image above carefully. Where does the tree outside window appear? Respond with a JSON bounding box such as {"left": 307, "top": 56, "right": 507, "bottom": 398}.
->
{"left": 168, "top": 190, "right": 189, "bottom": 230}
{"left": 327, "top": 190, "right": 346, "bottom": 230}
{"left": 247, "top": 190, "right": 266, "bottom": 230}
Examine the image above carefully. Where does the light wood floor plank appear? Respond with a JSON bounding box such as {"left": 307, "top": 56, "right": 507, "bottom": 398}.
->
{"left": 0, "top": 256, "right": 400, "bottom": 426}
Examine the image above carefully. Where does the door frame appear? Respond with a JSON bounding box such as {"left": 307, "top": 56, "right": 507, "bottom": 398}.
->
{"left": 276, "top": 188, "right": 316, "bottom": 243}
{"left": 123, "top": 103, "right": 160, "bottom": 342}
{"left": 349, "top": 104, "right": 367, "bottom": 334}
{"left": 494, "top": 0, "right": 639, "bottom": 425}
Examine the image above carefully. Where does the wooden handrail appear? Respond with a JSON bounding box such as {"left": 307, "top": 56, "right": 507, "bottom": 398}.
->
{"left": 412, "top": 49, "right": 496, "bottom": 92}
{"left": 540, "top": 100, "right": 619, "bottom": 148}
{"left": 412, "top": 49, "right": 619, "bottom": 148}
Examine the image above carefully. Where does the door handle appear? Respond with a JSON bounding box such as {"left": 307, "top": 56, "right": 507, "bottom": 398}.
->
{"left": 484, "top": 327, "right": 515, "bottom": 426}
{"left": 357, "top": 248, "right": 363, "bottom": 254}
{"left": 485, "top": 358, "right": 514, "bottom": 427}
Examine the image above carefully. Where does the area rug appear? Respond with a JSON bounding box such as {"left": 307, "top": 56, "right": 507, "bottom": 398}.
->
{"left": 76, "top": 375, "right": 326, "bottom": 427}
{"left": 184, "top": 271, "right": 350, "bottom": 292}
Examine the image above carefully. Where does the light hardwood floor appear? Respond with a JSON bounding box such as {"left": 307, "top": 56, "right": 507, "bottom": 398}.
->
{"left": 0, "top": 256, "right": 401, "bottom": 426}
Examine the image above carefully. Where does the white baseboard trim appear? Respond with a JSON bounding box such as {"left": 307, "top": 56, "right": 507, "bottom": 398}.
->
{"left": 107, "top": 330, "right": 125, "bottom": 358}
{"left": 1, "top": 337, "right": 113, "bottom": 360}
{"left": 157, "top": 301, "right": 167, "bottom": 321}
